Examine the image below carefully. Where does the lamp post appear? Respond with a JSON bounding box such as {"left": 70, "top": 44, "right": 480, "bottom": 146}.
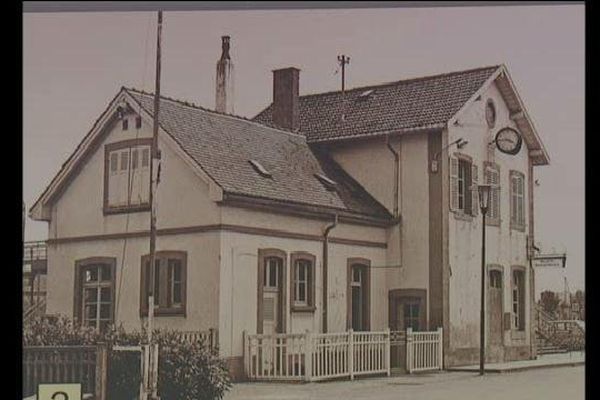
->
{"left": 477, "top": 184, "right": 491, "bottom": 376}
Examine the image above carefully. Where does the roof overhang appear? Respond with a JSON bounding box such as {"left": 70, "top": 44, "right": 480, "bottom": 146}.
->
{"left": 220, "top": 192, "right": 398, "bottom": 228}
{"left": 307, "top": 124, "right": 445, "bottom": 145}
{"left": 29, "top": 88, "right": 223, "bottom": 221}
{"left": 448, "top": 64, "right": 550, "bottom": 166}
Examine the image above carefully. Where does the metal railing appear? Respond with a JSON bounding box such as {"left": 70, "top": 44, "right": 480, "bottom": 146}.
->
{"left": 23, "top": 241, "right": 47, "bottom": 263}
{"left": 22, "top": 345, "right": 107, "bottom": 400}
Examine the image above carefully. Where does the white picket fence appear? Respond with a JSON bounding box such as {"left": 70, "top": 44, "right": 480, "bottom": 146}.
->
{"left": 406, "top": 327, "right": 443, "bottom": 373}
{"left": 244, "top": 328, "right": 442, "bottom": 381}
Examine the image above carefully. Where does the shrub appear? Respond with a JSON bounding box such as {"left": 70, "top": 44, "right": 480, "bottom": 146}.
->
{"left": 23, "top": 315, "right": 231, "bottom": 400}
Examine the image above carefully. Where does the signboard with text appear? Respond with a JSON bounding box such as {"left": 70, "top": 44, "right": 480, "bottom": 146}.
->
{"left": 38, "top": 383, "right": 81, "bottom": 400}
{"left": 532, "top": 254, "right": 566, "bottom": 268}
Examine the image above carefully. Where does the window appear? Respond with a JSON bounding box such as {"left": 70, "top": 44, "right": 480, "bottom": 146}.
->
{"left": 484, "top": 163, "right": 501, "bottom": 225}
{"left": 249, "top": 159, "right": 272, "bottom": 178}
{"left": 291, "top": 252, "right": 316, "bottom": 311}
{"left": 347, "top": 259, "right": 370, "bottom": 331}
{"left": 74, "top": 258, "right": 116, "bottom": 331}
{"left": 510, "top": 171, "right": 526, "bottom": 230}
{"left": 450, "top": 155, "right": 478, "bottom": 217}
{"left": 315, "top": 173, "right": 337, "bottom": 191}
{"left": 403, "top": 300, "right": 421, "bottom": 331}
{"left": 104, "top": 139, "right": 152, "bottom": 213}
{"left": 489, "top": 269, "right": 503, "bottom": 289}
{"left": 135, "top": 115, "right": 142, "bottom": 129}
{"left": 512, "top": 269, "right": 526, "bottom": 331}
{"left": 140, "top": 251, "right": 187, "bottom": 316}
{"left": 122, "top": 118, "right": 129, "bottom": 130}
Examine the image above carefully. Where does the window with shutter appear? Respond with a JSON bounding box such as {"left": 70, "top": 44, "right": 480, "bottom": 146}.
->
{"left": 452, "top": 155, "right": 476, "bottom": 219}
{"left": 471, "top": 163, "right": 479, "bottom": 217}
{"left": 104, "top": 139, "right": 152, "bottom": 213}
{"left": 510, "top": 171, "right": 526, "bottom": 231}
{"left": 484, "top": 164, "right": 501, "bottom": 225}
{"left": 140, "top": 251, "right": 187, "bottom": 317}
{"left": 449, "top": 156, "right": 459, "bottom": 212}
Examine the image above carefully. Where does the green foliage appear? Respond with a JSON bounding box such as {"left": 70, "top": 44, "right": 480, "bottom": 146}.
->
{"left": 24, "top": 314, "right": 232, "bottom": 400}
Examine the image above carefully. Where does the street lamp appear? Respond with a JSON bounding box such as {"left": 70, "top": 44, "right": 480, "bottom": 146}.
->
{"left": 477, "top": 184, "right": 491, "bottom": 376}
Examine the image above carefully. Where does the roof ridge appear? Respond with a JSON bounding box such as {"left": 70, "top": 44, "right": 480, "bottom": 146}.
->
{"left": 298, "top": 64, "right": 501, "bottom": 99}
{"left": 123, "top": 87, "right": 306, "bottom": 139}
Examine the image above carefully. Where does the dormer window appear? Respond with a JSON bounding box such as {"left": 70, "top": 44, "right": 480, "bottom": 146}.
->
{"left": 249, "top": 159, "right": 272, "bottom": 178}
{"left": 315, "top": 173, "right": 337, "bottom": 191}
{"left": 104, "top": 139, "right": 152, "bottom": 214}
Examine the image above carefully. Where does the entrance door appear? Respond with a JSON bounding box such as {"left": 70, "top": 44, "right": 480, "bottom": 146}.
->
{"left": 261, "top": 256, "right": 283, "bottom": 373}
{"left": 388, "top": 289, "right": 427, "bottom": 371}
{"left": 488, "top": 269, "right": 503, "bottom": 346}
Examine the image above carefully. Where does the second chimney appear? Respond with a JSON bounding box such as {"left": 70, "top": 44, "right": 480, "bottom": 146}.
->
{"left": 216, "top": 36, "right": 234, "bottom": 114}
{"left": 272, "top": 67, "right": 300, "bottom": 131}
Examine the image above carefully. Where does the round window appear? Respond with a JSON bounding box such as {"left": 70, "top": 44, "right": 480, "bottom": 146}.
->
{"left": 485, "top": 99, "right": 496, "bottom": 128}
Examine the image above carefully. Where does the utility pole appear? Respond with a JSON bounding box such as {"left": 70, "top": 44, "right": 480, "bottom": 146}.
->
{"left": 337, "top": 55, "right": 350, "bottom": 93}
{"left": 147, "top": 9, "right": 163, "bottom": 400}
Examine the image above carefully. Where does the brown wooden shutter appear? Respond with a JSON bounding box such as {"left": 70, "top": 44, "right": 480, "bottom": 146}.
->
{"left": 492, "top": 169, "right": 500, "bottom": 220}
{"left": 471, "top": 163, "right": 479, "bottom": 216}
{"left": 449, "top": 156, "right": 459, "bottom": 211}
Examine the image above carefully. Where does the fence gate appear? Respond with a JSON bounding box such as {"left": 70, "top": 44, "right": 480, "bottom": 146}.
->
{"left": 22, "top": 345, "right": 107, "bottom": 400}
{"left": 389, "top": 330, "right": 407, "bottom": 371}
{"left": 111, "top": 344, "right": 158, "bottom": 400}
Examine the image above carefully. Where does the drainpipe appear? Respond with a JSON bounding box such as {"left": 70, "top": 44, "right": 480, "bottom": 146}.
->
{"left": 386, "top": 135, "right": 402, "bottom": 275}
{"left": 385, "top": 135, "right": 399, "bottom": 218}
{"left": 322, "top": 214, "right": 338, "bottom": 333}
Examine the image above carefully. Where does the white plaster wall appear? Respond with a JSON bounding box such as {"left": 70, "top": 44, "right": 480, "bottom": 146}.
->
{"left": 45, "top": 231, "right": 220, "bottom": 332}
{"left": 218, "top": 230, "right": 387, "bottom": 359}
{"left": 48, "top": 112, "right": 221, "bottom": 241}
{"left": 330, "top": 134, "right": 431, "bottom": 318}
{"left": 447, "top": 82, "right": 531, "bottom": 350}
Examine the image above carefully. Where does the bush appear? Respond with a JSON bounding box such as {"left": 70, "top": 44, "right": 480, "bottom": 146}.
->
{"left": 23, "top": 315, "right": 232, "bottom": 400}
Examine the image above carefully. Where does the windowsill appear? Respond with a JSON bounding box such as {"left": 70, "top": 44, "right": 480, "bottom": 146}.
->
{"left": 511, "top": 330, "right": 526, "bottom": 340}
{"left": 486, "top": 218, "right": 501, "bottom": 227}
{"left": 510, "top": 223, "right": 526, "bottom": 232}
{"left": 104, "top": 204, "right": 151, "bottom": 215}
{"left": 291, "top": 305, "right": 316, "bottom": 313}
{"left": 141, "top": 307, "right": 186, "bottom": 317}
{"left": 453, "top": 211, "right": 474, "bottom": 222}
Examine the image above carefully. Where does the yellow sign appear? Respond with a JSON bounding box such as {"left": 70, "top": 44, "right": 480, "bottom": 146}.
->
{"left": 38, "top": 383, "right": 81, "bottom": 400}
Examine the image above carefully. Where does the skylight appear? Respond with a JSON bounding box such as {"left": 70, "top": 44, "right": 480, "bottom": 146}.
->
{"left": 358, "top": 89, "right": 375, "bottom": 98}
{"left": 248, "top": 159, "right": 272, "bottom": 178}
{"left": 314, "top": 173, "right": 337, "bottom": 190}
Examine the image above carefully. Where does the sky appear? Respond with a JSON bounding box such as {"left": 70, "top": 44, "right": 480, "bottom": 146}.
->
{"left": 23, "top": 4, "right": 585, "bottom": 294}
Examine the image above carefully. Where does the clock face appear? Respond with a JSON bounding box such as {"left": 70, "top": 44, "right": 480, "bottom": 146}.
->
{"left": 485, "top": 100, "right": 496, "bottom": 128}
{"left": 495, "top": 127, "right": 522, "bottom": 155}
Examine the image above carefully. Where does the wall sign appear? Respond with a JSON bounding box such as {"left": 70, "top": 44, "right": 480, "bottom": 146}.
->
{"left": 38, "top": 383, "right": 81, "bottom": 400}
{"left": 532, "top": 254, "right": 567, "bottom": 268}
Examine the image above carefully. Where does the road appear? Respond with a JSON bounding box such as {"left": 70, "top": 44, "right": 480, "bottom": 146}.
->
{"left": 224, "top": 365, "right": 584, "bottom": 400}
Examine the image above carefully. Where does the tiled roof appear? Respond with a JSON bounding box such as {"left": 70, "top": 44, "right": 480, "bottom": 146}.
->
{"left": 126, "top": 88, "right": 392, "bottom": 221}
{"left": 253, "top": 65, "right": 500, "bottom": 141}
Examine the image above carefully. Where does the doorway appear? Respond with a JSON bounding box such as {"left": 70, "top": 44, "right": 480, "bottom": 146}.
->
{"left": 488, "top": 268, "right": 504, "bottom": 346}
{"left": 388, "top": 289, "right": 427, "bottom": 370}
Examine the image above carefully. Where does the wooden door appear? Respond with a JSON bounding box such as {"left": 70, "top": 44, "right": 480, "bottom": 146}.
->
{"left": 488, "top": 269, "right": 503, "bottom": 346}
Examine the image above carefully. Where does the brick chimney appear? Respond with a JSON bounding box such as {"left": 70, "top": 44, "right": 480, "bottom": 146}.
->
{"left": 215, "top": 36, "right": 234, "bottom": 114}
{"left": 272, "top": 67, "right": 300, "bottom": 131}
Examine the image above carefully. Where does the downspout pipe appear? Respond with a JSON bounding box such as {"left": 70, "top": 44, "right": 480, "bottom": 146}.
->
{"left": 322, "top": 214, "right": 338, "bottom": 333}
{"left": 385, "top": 135, "right": 399, "bottom": 218}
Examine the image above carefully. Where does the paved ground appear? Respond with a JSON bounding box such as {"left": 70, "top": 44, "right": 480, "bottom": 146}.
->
{"left": 448, "top": 351, "right": 585, "bottom": 372}
{"left": 224, "top": 365, "right": 584, "bottom": 400}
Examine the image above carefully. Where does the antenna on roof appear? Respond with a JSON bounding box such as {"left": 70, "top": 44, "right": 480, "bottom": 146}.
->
{"left": 337, "top": 55, "right": 350, "bottom": 122}
{"left": 337, "top": 55, "right": 350, "bottom": 93}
